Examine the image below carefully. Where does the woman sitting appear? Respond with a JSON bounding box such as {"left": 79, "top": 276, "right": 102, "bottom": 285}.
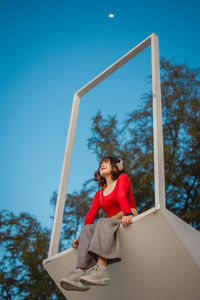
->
{"left": 60, "top": 155, "right": 138, "bottom": 291}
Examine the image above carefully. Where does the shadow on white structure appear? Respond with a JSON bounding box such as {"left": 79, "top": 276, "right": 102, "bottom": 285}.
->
{"left": 43, "top": 34, "right": 200, "bottom": 300}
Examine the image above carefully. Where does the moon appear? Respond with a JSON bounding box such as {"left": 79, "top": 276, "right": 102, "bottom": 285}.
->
{"left": 108, "top": 13, "right": 114, "bottom": 18}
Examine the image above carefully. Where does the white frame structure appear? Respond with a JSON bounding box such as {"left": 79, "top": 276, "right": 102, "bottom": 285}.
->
{"left": 48, "top": 33, "right": 166, "bottom": 258}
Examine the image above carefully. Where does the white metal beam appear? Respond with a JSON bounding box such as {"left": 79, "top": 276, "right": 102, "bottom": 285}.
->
{"left": 76, "top": 35, "right": 151, "bottom": 97}
{"left": 48, "top": 94, "right": 80, "bottom": 257}
{"left": 151, "top": 34, "right": 166, "bottom": 209}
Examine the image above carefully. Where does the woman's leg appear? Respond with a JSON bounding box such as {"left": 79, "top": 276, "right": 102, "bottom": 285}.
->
{"left": 78, "top": 255, "right": 107, "bottom": 272}
{"left": 88, "top": 218, "right": 121, "bottom": 265}
{"left": 60, "top": 224, "right": 97, "bottom": 291}
{"left": 77, "top": 229, "right": 107, "bottom": 269}
{"left": 76, "top": 224, "right": 97, "bottom": 269}
{"left": 79, "top": 218, "right": 120, "bottom": 286}
{"left": 97, "top": 256, "right": 107, "bottom": 267}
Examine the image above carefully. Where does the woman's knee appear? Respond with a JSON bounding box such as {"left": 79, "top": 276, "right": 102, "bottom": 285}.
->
{"left": 96, "top": 217, "right": 107, "bottom": 224}
{"left": 96, "top": 217, "right": 112, "bottom": 227}
{"left": 96, "top": 217, "right": 119, "bottom": 228}
{"left": 79, "top": 224, "right": 95, "bottom": 238}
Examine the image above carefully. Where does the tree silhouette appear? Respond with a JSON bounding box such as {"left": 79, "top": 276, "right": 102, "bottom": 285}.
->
{"left": 0, "top": 210, "right": 65, "bottom": 299}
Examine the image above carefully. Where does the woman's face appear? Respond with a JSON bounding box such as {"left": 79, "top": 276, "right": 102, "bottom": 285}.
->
{"left": 99, "top": 159, "right": 112, "bottom": 177}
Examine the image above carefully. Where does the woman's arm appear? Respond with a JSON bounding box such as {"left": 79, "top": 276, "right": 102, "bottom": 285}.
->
{"left": 84, "top": 190, "right": 101, "bottom": 225}
{"left": 117, "top": 174, "right": 134, "bottom": 215}
{"left": 111, "top": 208, "right": 138, "bottom": 219}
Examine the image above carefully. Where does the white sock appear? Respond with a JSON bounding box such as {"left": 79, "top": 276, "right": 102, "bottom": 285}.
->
{"left": 97, "top": 264, "right": 107, "bottom": 272}
{"left": 76, "top": 268, "right": 85, "bottom": 273}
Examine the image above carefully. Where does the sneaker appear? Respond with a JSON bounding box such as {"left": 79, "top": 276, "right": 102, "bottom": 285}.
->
{"left": 60, "top": 269, "right": 90, "bottom": 291}
{"left": 80, "top": 264, "right": 110, "bottom": 286}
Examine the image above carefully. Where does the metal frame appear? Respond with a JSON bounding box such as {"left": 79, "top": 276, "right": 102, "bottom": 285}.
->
{"left": 48, "top": 33, "right": 166, "bottom": 258}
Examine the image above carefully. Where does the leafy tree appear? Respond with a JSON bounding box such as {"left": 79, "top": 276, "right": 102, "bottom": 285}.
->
{"left": 159, "top": 57, "right": 200, "bottom": 226}
{"left": 88, "top": 57, "right": 200, "bottom": 228}
{"left": 0, "top": 210, "right": 65, "bottom": 299}
{"left": 57, "top": 57, "right": 199, "bottom": 245}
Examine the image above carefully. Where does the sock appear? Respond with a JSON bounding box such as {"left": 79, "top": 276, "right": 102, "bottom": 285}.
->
{"left": 97, "top": 264, "right": 107, "bottom": 272}
{"left": 76, "top": 268, "right": 85, "bottom": 273}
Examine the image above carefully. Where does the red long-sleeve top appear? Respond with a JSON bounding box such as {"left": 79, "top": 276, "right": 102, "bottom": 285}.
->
{"left": 84, "top": 173, "right": 137, "bottom": 225}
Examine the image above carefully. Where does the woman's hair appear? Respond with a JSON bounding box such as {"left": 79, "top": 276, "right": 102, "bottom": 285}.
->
{"left": 94, "top": 155, "right": 126, "bottom": 188}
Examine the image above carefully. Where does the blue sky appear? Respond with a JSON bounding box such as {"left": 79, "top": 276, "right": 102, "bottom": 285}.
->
{"left": 1, "top": 0, "right": 200, "bottom": 230}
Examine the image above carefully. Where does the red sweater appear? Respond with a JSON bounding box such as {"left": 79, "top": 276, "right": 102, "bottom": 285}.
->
{"left": 84, "top": 173, "right": 137, "bottom": 225}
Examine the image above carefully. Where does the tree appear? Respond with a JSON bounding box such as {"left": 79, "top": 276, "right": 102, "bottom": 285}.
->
{"left": 0, "top": 210, "right": 65, "bottom": 299}
{"left": 87, "top": 57, "right": 200, "bottom": 229}
{"left": 58, "top": 57, "right": 199, "bottom": 243}
{"left": 159, "top": 57, "right": 200, "bottom": 226}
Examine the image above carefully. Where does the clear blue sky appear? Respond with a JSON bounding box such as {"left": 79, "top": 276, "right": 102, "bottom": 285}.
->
{"left": 1, "top": 0, "right": 200, "bottom": 230}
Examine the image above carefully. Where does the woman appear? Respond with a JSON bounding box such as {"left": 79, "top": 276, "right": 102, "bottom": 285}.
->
{"left": 60, "top": 156, "right": 138, "bottom": 291}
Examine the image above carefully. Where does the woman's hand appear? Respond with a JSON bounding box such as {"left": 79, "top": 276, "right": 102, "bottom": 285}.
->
{"left": 72, "top": 238, "right": 79, "bottom": 248}
{"left": 119, "top": 215, "right": 133, "bottom": 228}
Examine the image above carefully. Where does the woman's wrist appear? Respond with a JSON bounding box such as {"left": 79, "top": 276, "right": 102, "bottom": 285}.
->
{"left": 124, "top": 212, "right": 133, "bottom": 216}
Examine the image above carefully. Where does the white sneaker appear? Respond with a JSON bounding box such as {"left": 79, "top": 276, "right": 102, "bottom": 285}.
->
{"left": 60, "top": 269, "right": 90, "bottom": 291}
{"left": 80, "top": 264, "right": 110, "bottom": 286}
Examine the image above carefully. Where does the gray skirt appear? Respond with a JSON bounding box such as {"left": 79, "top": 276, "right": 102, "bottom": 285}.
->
{"left": 77, "top": 218, "right": 121, "bottom": 269}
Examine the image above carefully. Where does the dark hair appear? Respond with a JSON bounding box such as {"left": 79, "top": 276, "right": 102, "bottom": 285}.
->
{"left": 94, "top": 155, "right": 126, "bottom": 188}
